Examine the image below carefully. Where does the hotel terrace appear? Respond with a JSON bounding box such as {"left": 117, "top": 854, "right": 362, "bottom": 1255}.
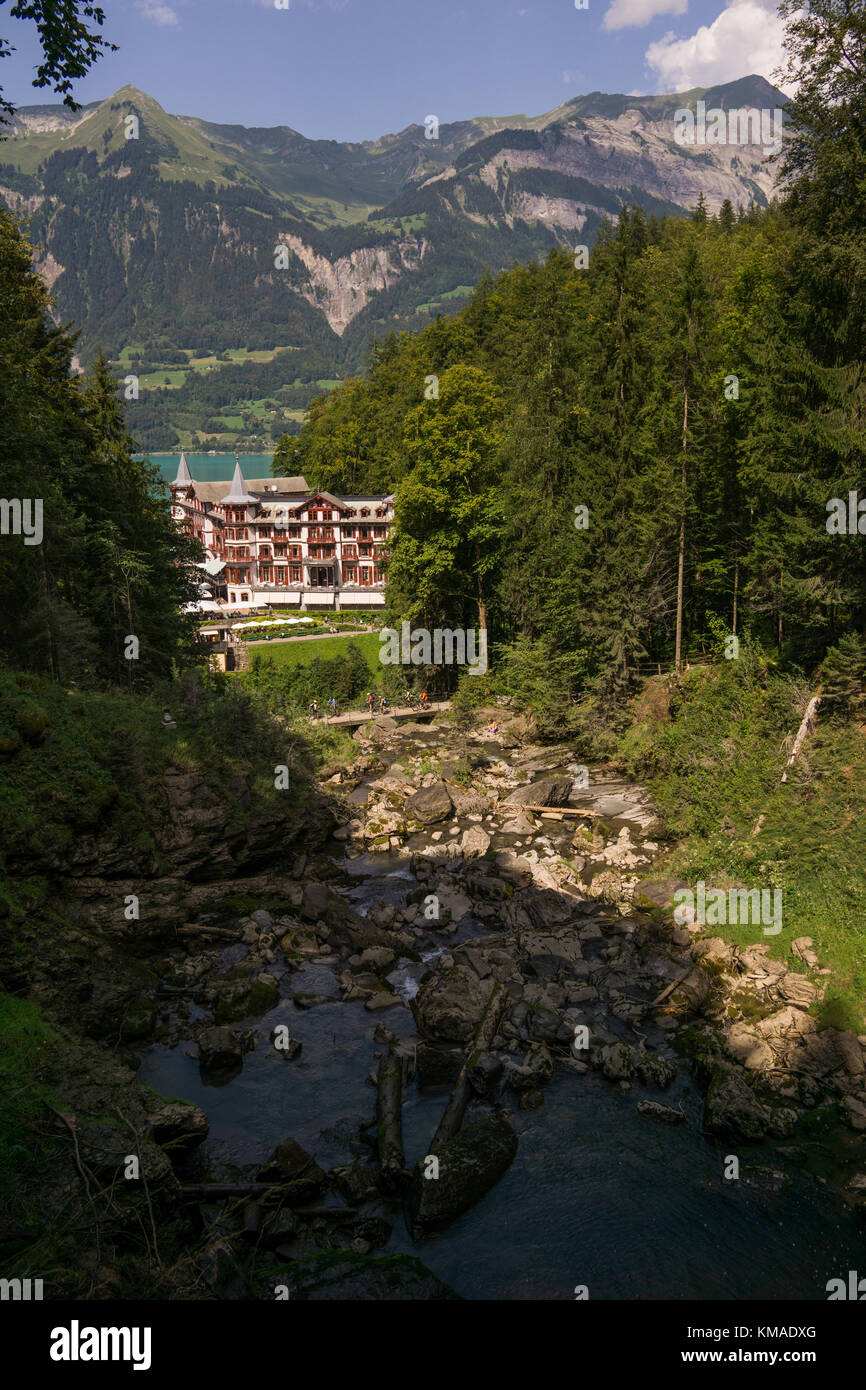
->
{"left": 169, "top": 454, "right": 392, "bottom": 611}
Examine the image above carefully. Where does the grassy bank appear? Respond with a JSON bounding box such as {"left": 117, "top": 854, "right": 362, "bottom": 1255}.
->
{"left": 619, "top": 650, "right": 866, "bottom": 1028}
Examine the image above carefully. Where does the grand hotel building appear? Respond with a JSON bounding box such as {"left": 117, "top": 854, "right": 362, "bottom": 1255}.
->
{"left": 170, "top": 454, "right": 392, "bottom": 610}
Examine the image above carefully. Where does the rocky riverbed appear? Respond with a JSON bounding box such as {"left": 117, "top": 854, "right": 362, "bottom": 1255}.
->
{"left": 120, "top": 705, "right": 866, "bottom": 1298}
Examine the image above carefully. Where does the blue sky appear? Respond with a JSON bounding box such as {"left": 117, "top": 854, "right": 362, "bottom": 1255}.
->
{"left": 2, "top": 0, "right": 789, "bottom": 140}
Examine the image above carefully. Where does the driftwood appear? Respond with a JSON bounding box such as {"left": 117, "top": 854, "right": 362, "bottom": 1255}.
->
{"left": 781, "top": 694, "right": 821, "bottom": 783}
{"left": 751, "top": 690, "right": 821, "bottom": 836}
{"left": 429, "top": 982, "right": 507, "bottom": 1154}
{"left": 500, "top": 804, "right": 600, "bottom": 818}
{"left": 376, "top": 1054, "right": 405, "bottom": 1181}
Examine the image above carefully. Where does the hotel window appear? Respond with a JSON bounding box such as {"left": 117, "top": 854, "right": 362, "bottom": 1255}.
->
{"left": 259, "top": 565, "right": 274, "bottom": 583}
{"left": 360, "top": 508, "right": 370, "bottom": 517}
{"left": 275, "top": 568, "right": 288, "bottom": 586}
{"left": 343, "top": 563, "right": 358, "bottom": 583}
{"left": 289, "top": 565, "right": 301, "bottom": 583}
{"left": 259, "top": 546, "right": 272, "bottom": 559}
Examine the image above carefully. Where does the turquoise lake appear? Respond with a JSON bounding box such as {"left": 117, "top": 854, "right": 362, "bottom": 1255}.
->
{"left": 145, "top": 454, "right": 279, "bottom": 487}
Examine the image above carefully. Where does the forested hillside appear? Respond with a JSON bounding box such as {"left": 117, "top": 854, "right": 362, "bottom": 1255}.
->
{"left": 283, "top": 54, "right": 865, "bottom": 731}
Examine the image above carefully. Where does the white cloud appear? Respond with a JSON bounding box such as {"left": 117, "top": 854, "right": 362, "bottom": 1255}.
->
{"left": 644, "top": 0, "right": 790, "bottom": 92}
{"left": 602, "top": 0, "right": 688, "bottom": 32}
{"left": 136, "top": 0, "right": 179, "bottom": 23}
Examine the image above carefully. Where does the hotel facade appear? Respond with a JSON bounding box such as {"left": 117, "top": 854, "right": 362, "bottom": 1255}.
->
{"left": 170, "top": 454, "right": 392, "bottom": 611}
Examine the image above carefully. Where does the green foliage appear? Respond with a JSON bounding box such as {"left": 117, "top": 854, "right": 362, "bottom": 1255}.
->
{"left": 0, "top": 664, "right": 314, "bottom": 875}
{"left": 821, "top": 634, "right": 866, "bottom": 715}
{"left": 0, "top": 0, "right": 116, "bottom": 120}
{"left": 622, "top": 661, "right": 866, "bottom": 1026}
{"left": 0, "top": 213, "right": 202, "bottom": 685}
{"left": 244, "top": 639, "right": 376, "bottom": 714}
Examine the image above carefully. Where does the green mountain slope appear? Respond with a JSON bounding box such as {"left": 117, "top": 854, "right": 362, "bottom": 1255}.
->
{"left": 0, "top": 77, "right": 787, "bottom": 449}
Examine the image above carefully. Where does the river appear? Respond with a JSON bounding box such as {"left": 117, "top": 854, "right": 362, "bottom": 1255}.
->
{"left": 139, "top": 725, "right": 864, "bottom": 1300}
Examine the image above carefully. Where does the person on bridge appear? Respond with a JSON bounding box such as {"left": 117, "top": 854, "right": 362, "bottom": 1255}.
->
{"left": 366, "top": 692, "right": 374, "bottom": 714}
{"left": 419, "top": 690, "right": 428, "bottom": 709}
{"left": 327, "top": 696, "right": 338, "bottom": 718}
{"left": 380, "top": 695, "right": 389, "bottom": 714}
{"left": 309, "top": 699, "right": 319, "bottom": 721}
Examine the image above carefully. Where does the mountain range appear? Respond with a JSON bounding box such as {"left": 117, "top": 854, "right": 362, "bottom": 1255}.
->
{"left": 0, "top": 76, "right": 786, "bottom": 449}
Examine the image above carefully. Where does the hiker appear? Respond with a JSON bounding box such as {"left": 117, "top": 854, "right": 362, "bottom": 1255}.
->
{"left": 380, "top": 695, "right": 389, "bottom": 714}
{"left": 489, "top": 719, "right": 498, "bottom": 735}
{"left": 327, "top": 696, "right": 338, "bottom": 718}
{"left": 405, "top": 689, "right": 416, "bottom": 709}
{"left": 309, "top": 699, "right": 319, "bottom": 721}
{"left": 419, "top": 689, "right": 428, "bottom": 709}
{"left": 162, "top": 709, "right": 176, "bottom": 730}
{"left": 366, "top": 691, "right": 374, "bottom": 714}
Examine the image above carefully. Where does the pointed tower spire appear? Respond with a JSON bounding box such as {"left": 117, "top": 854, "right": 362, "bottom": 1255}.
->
{"left": 221, "top": 457, "right": 257, "bottom": 505}
{"left": 172, "top": 451, "right": 193, "bottom": 487}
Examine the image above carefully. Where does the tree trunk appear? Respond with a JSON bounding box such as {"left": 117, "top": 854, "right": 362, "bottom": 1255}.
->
{"left": 781, "top": 694, "right": 821, "bottom": 783}
{"left": 475, "top": 544, "right": 488, "bottom": 636}
{"left": 732, "top": 558, "right": 739, "bottom": 636}
{"left": 675, "top": 386, "right": 688, "bottom": 676}
{"left": 429, "top": 982, "right": 506, "bottom": 1153}
{"left": 376, "top": 1053, "right": 405, "bottom": 1185}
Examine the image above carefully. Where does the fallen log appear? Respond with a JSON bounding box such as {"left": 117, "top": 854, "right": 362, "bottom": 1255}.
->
{"left": 781, "top": 693, "right": 821, "bottom": 783}
{"left": 650, "top": 970, "right": 691, "bottom": 1008}
{"left": 429, "top": 981, "right": 506, "bottom": 1154}
{"left": 376, "top": 1053, "right": 405, "bottom": 1184}
{"left": 180, "top": 1183, "right": 283, "bottom": 1199}
{"left": 497, "top": 803, "right": 600, "bottom": 818}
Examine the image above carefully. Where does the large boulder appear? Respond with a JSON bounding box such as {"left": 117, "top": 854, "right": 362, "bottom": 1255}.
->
{"left": 704, "top": 1065, "right": 782, "bottom": 1140}
{"left": 507, "top": 1042, "right": 554, "bottom": 1092}
{"left": 408, "top": 1113, "right": 518, "bottom": 1230}
{"left": 300, "top": 881, "right": 384, "bottom": 951}
{"left": 407, "top": 781, "right": 454, "bottom": 825}
{"left": 257, "top": 1137, "right": 327, "bottom": 1203}
{"left": 212, "top": 971, "right": 279, "bottom": 1024}
{"left": 504, "top": 777, "right": 573, "bottom": 808}
{"left": 147, "top": 1100, "right": 209, "bottom": 1162}
{"left": 522, "top": 929, "right": 584, "bottom": 979}
{"left": 412, "top": 965, "right": 496, "bottom": 1043}
{"left": 198, "top": 1026, "right": 245, "bottom": 1071}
